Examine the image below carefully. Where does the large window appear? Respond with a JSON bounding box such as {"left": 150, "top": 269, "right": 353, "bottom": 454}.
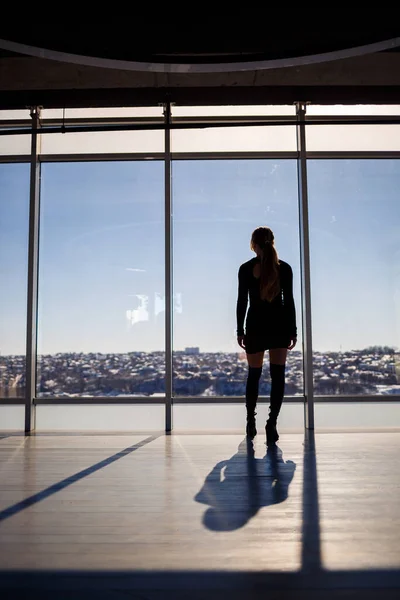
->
{"left": 172, "top": 159, "right": 302, "bottom": 397}
{"left": 0, "top": 163, "right": 30, "bottom": 398}
{"left": 37, "top": 162, "right": 165, "bottom": 397}
{"left": 2, "top": 104, "right": 400, "bottom": 430}
{"left": 308, "top": 160, "right": 400, "bottom": 396}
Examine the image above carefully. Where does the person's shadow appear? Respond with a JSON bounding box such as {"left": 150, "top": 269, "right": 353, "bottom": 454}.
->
{"left": 194, "top": 439, "right": 296, "bottom": 531}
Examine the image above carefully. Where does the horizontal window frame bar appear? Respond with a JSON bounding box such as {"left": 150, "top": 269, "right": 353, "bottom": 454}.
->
{"left": 171, "top": 152, "right": 299, "bottom": 160}
{"left": 175, "top": 396, "right": 304, "bottom": 404}
{"left": 0, "top": 115, "right": 297, "bottom": 129}
{"left": 2, "top": 117, "right": 400, "bottom": 137}
{"left": 3, "top": 152, "right": 400, "bottom": 163}
{"left": 1, "top": 120, "right": 295, "bottom": 136}
{"left": 172, "top": 395, "right": 400, "bottom": 403}
{"left": 38, "top": 153, "right": 165, "bottom": 163}
{"left": 0, "top": 155, "right": 31, "bottom": 163}
{"left": 306, "top": 151, "right": 400, "bottom": 159}
{"left": 33, "top": 396, "right": 300, "bottom": 405}
{"left": 36, "top": 152, "right": 298, "bottom": 161}
{"left": 312, "top": 395, "right": 400, "bottom": 402}
{"left": 33, "top": 397, "right": 166, "bottom": 405}
{"left": 0, "top": 398, "right": 25, "bottom": 405}
{"left": 0, "top": 117, "right": 162, "bottom": 129}
{"left": 23, "top": 395, "right": 400, "bottom": 405}
{"left": 2, "top": 113, "right": 400, "bottom": 131}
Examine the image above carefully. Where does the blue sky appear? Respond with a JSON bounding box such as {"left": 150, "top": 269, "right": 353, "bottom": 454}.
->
{"left": 0, "top": 158, "right": 399, "bottom": 355}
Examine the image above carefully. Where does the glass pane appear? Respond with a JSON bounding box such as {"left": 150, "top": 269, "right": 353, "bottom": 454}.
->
{"left": 0, "top": 406, "right": 25, "bottom": 430}
{"left": 172, "top": 126, "right": 296, "bottom": 153}
{"left": 0, "top": 133, "right": 31, "bottom": 155}
{"left": 40, "top": 130, "right": 164, "bottom": 154}
{"left": 41, "top": 107, "right": 164, "bottom": 119}
{"left": 0, "top": 109, "right": 31, "bottom": 120}
{"left": 308, "top": 160, "right": 400, "bottom": 396}
{"left": 306, "top": 125, "right": 400, "bottom": 151}
{"left": 315, "top": 402, "right": 400, "bottom": 429}
{"left": 172, "top": 160, "right": 302, "bottom": 398}
{"left": 172, "top": 105, "right": 296, "bottom": 117}
{"left": 0, "top": 164, "right": 29, "bottom": 398}
{"left": 37, "top": 162, "right": 165, "bottom": 398}
{"left": 35, "top": 405, "right": 164, "bottom": 431}
{"left": 307, "top": 105, "right": 400, "bottom": 116}
{"left": 173, "top": 403, "right": 303, "bottom": 431}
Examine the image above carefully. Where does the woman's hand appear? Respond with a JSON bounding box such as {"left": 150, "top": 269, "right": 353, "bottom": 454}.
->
{"left": 288, "top": 337, "right": 297, "bottom": 350}
{"left": 237, "top": 335, "right": 246, "bottom": 350}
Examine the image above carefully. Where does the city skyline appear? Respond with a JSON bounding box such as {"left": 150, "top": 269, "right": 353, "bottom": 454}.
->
{"left": 1, "top": 346, "right": 399, "bottom": 399}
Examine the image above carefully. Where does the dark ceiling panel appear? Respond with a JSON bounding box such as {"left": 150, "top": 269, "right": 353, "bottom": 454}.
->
{"left": 2, "top": 86, "right": 400, "bottom": 110}
{"left": 1, "top": 29, "right": 400, "bottom": 63}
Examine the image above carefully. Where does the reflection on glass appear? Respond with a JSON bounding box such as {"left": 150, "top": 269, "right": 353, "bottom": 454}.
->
{"left": 308, "top": 160, "right": 400, "bottom": 395}
{"left": 0, "top": 164, "right": 29, "bottom": 398}
{"left": 37, "top": 162, "right": 165, "bottom": 397}
{"left": 172, "top": 160, "right": 302, "bottom": 396}
{"left": 126, "top": 295, "right": 149, "bottom": 326}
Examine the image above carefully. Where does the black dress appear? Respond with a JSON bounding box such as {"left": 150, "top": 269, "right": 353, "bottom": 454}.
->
{"left": 236, "top": 257, "right": 297, "bottom": 354}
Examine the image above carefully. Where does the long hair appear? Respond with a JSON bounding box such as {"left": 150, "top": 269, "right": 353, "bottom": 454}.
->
{"left": 250, "top": 226, "right": 280, "bottom": 302}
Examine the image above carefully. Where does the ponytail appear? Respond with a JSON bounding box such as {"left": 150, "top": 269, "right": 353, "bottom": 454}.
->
{"left": 251, "top": 226, "right": 280, "bottom": 302}
{"left": 260, "top": 242, "right": 280, "bottom": 302}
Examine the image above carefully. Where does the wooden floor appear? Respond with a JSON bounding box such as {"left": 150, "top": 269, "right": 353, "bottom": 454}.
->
{"left": 0, "top": 430, "right": 399, "bottom": 599}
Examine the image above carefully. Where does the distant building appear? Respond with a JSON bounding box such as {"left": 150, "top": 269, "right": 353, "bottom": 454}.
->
{"left": 184, "top": 347, "right": 200, "bottom": 355}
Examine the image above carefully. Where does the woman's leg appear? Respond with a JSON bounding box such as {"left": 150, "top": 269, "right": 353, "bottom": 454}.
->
{"left": 245, "top": 351, "right": 264, "bottom": 438}
{"left": 266, "top": 348, "right": 288, "bottom": 445}
{"left": 268, "top": 348, "right": 287, "bottom": 366}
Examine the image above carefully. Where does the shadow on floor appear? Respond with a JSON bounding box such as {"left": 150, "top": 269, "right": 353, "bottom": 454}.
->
{"left": 0, "top": 434, "right": 161, "bottom": 523}
{"left": 1, "top": 568, "right": 400, "bottom": 599}
{"left": 194, "top": 438, "right": 296, "bottom": 531}
{"left": 301, "top": 427, "right": 321, "bottom": 572}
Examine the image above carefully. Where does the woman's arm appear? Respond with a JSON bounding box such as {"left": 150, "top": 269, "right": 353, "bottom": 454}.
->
{"left": 282, "top": 263, "right": 297, "bottom": 338}
{"left": 236, "top": 264, "right": 248, "bottom": 337}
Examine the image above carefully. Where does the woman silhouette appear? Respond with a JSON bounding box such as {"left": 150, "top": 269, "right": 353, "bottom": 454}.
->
{"left": 236, "top": 226, "right": 297, "bottom": 445}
